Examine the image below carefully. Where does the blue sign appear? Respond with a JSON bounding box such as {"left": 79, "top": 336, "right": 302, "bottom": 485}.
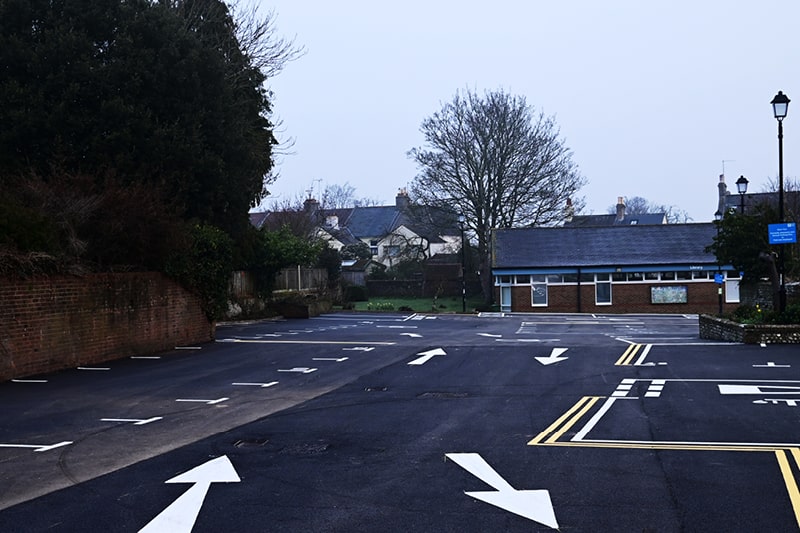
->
{"left": 769, "top": 222, "right": 797, "bottom": 244}
{"left": 714, "top": 273, "right": 724, "bottom": 284}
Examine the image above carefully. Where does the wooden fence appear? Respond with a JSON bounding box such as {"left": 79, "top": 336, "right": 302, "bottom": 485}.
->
{"left": 229, "top": 267, "right": 328, "bottom": 298}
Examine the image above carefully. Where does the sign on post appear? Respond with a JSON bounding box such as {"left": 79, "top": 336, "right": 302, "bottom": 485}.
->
{"left": 769, "top": 222, "right": 797, "bottom": 244}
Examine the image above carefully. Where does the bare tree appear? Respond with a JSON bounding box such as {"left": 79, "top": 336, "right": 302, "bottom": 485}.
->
{"left": 321, "top": 182, "right": 380, "bottom": 209}
{"left": 408, "top": 88, "right": 585, "bottom": 303}
{"left": 606, "top": 196, "right": 692, "bottom": 224}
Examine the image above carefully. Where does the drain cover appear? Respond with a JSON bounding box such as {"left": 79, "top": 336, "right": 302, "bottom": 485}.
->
{"left": 365, "top": 386, "right": 388, "bottom": 392}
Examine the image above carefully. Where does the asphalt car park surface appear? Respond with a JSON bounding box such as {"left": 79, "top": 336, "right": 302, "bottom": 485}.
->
{"left": 1, "top": 312, "right": 799, "bottom": 532}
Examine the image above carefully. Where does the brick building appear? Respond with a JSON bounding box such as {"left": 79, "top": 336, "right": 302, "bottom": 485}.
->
{"left": 492, "top": 223, "right": 740, "bottom": 314}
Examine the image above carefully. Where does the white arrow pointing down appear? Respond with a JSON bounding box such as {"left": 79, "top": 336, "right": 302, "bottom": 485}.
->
{"left": 446, "top": 453, "right": 558, "bottom": 530}
{"left": 139, "top": 455, "right": 240, "bottom": 533}
{"left": 535, "top": 347, "right": 569, "bottom": 366}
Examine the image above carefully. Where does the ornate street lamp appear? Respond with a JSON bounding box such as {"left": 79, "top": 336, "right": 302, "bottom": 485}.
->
{"left": 457, "top": 213, "right": 467, "bottom": 313}
{"left": 771, "top": 90, "right": 790, "bottom": 313}
{"left": 735, "top": 175, "right": 749, "bottom": 213}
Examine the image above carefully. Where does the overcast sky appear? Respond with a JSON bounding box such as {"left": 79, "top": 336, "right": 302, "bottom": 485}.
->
{"left": 250, "top": 1, "right": 799, "bottom": 221}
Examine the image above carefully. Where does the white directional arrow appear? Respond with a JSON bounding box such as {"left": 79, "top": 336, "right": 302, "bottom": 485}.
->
{"left": 0, "top": 441, "right": 72, "bottom": 453}
{"left": 175, "top": 398, "right": 228, "bottom": 405}
{"left": 312, "top": 357, "right": 349, "bottom": 362}
{"left": 534, "top": 347, "right": 569, "bottom": 366}
{"left": 277, "top": 367, "right": 317, "bottom": 374}
{"left": 342, "top": 347, "right": 375, "bottom": 352}
{"left": 478, "top": 333, "right": 502, "bottom": 338}
{"left": 408, "top": 348, "right": 446, "bottom": 365}
{"left": 232, "top": 381, "right": 279, "bottom": 388}
{"left": 446, "top": 453, "right": 558, "bottom": 530}
{"left": 401, "top": 333, "right": 423, "bottom": 338}
{"left": 101, "top": 417, "right": 162, "bottom": 426}
{"left": 139, "top": 455, "right": 240, "bottom": 533}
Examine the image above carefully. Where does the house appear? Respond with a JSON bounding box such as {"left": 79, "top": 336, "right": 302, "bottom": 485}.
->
{"left": 492, "top": 223, "right": 740, "bottom": 314}
{"left": 250, "top": 189, "right": 463, "bottom": 269}
{"left": 564, "top": 197, "right": 667, "bottom": 227}
{"left": 716, "top": 173, "right": 800, "bottom": 217}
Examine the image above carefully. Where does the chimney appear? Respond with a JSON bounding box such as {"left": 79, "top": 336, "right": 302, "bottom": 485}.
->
{"left": 564, "top": 198, "right": 574, "bottom": 223}
{"left": 396, "top": 187, "right": 410, "bottom": 209}
{"left": 717, "top": 174, "right": 729, "bottom": 217}
{"left": 303, "top": 197, "right": 320, "bottom": 213}
{"left": 615, "top": 196, "right": 626, "bottom": 223}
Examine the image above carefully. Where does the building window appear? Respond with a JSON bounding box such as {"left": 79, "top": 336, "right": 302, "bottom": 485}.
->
{"left": 595, "top": 274, "right": 611, "bottom": 305}
{"left": 369, "top": 240, "right": 379, "bottom": 256}
{"left": 531, "top": 283, "right": 547, "bottom": 306}
{"left": 386, "top": 245, "right": 401, "bottom": 257}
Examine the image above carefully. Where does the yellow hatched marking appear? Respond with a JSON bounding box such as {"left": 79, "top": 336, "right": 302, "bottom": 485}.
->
{"left": 777, "top": 449, "right": 800, "bottom": 529}
{"left": 615, "top": 344, "right": 641, "bottom": 366}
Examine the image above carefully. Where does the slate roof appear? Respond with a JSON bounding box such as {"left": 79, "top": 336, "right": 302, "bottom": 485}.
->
{"left": 250, "top": 201, "right": 459, "bottom": 243}
{"left": 493, "top": 223, "right": 718, "bottom": 269}
{"left": 722, "top": 190, "right": 800, "bottom": 215}
{"left": 564, "top": 213, "right": 667, "bottom": 227}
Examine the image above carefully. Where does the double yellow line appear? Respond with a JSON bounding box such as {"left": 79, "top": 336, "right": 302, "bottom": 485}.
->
{"left": 528, "top": 396, "right": 602, "bottom": 445}
{"left": 615, "top": 343, "right": 645, "bottom": 366}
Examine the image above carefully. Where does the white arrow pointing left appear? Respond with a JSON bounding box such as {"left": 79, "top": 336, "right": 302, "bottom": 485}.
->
{"left": 139, "top": 455, "right": 240, "bottom": 533}
{"left": 446, "top": 453, "right": 558, "bottom": 530}
{"left": 534, "top": 347, "right": 569, "bottom": 366}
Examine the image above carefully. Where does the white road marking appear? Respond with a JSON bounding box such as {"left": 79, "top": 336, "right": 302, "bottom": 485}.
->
{"left": 232, "top": 382, "right": 279, "bottom": 388}
{"left": 408, "top": 348, "right": 446, "bottom": 365}
{"left": 138, "top": 456, "right": 240, "bottom": 533}
{"left": 101, "top": 417, "right": 162, "bottom": 426}
{"left": 176, "top": 398, "right": 229, "bottom": 405}
{"left": 446, "top": 453, "right": 558, "bottom": 529}
{"left": 0, "top": 441, "right": 72, "bottom": 453}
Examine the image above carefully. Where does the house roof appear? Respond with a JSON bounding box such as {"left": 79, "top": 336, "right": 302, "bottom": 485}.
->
{"left": 249, "top": 211, "right": 270, "bottom": 229}
{"left": 564, "top": 213, "right": 667, "bottom": 227}
{"left": 250, "top": 197, "right": 460, "bottom": 243}
{"left": 493, "top": 223, "right": 719, "bottom": 269}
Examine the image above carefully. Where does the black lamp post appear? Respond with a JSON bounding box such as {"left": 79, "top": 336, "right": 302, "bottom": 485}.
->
{"left": 736, "top": 175, "right": 749, "bottom": 213}
{"left": 457, "top": 213, "right": 467, "bottom": 313}
{"left": 771, "top": 90, "right": 790, "bottom": 313}
{"left": 714, "top": 210, "right": 723, "bottom": 316}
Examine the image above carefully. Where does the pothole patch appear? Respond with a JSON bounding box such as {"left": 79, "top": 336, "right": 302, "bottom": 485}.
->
{"left": 417, "top": 392, "right": 468, "bottom": 399}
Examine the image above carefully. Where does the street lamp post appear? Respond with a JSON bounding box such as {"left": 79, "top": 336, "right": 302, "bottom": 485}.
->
{"left": 457, "top": 213, "right": 467, "bottom": 313}
{"left": 736, "top": 175, "right": 749, "bottom": 213}
{"left": 771, "top": 90, "right": 790, "bottom": 313}
{"left": 715, "top": 210, "right": 723, "bottom": 316}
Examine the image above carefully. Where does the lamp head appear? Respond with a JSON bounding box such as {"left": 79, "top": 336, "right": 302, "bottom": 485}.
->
{"left": 772, "top": 91, "right": 790, "bottom": 121}
{"left": 735, "top": 175, "right": 749, "bottom": 195}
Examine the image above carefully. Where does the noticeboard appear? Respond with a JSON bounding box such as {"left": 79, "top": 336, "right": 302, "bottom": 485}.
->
{"left": 769, "top": 222, "right": 797, "bottom": 244}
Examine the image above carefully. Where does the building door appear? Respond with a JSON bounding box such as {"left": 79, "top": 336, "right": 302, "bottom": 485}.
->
{"left": 725, "top": 280, "right": 740, "bottom": 303}
{"left": 500, "top": 286, "right": 512, "bottom": 312}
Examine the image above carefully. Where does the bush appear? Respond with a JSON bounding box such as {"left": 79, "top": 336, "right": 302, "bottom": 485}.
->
{"left": 776, "top": 303, "right": 800, "bottom": 325}
{"left": 344, "top": 285, "right": 368, "bottom": 302}
{"left": 165, "top": 224, "right": 233, "bottom": 321}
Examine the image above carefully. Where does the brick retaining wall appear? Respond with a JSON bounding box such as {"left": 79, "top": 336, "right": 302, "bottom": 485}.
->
{"left": 0, "top": 273, "right": 213, "bottom": 381}
{"left": 699, "top": 314, "right": 800, "bottom": 344}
